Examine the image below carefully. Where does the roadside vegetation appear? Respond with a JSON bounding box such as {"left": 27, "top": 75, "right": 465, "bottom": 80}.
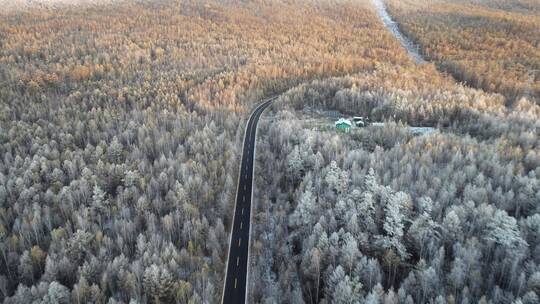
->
{"left": 386, "top": 0, "right": 540, "bottom": 105}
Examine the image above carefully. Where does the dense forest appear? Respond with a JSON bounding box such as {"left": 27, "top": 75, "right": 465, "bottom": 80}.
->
{"left": 0, "top": 0, "right": 395, "bottom": 302}
{"left": 248, "top": 1, "right": 540, "bottom": 303}
{"left": 386, "top": 0, "right": 540, "bottom": 105}
{"left": 251, "top": 69, "right": 540, "bottom": 304}
{"left": 2, "top": 0, "right": 539, "bottom": 303}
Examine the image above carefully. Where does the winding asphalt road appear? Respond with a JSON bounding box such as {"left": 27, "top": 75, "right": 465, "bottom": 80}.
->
{"left": 222, "top": 97, "right": 276, "bottom": 304}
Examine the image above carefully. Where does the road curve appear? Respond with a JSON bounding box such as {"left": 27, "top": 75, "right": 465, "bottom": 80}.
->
{"left": 222, "top": 97, "right": 276, "bottom": 304}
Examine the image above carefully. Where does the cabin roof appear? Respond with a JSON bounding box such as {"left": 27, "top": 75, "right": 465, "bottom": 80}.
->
{"left": 335, "top": 118, "right": 352, "bottom": 126}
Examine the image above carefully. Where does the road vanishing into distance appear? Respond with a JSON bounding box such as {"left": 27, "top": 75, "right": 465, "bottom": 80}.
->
{"left": 222, "top": 96, "right": 277, "bottom": 304}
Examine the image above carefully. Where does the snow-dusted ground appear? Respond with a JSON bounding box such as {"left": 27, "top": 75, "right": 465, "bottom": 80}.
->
{"left": 371, "top": 122, "right": 437, "bottom": 135}
{"left": 0, "top": 0, "right": 118, "bottom": 12}
{"left": 409, "top": 126, "right": 438, "bottom": 135}
{"left": 372, "top": 0, "right": 427, "bottom": 64}
{"left": 303, "top": 109, "right": 438, "bottom": 136}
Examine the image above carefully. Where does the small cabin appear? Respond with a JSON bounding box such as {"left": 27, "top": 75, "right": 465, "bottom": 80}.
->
{"left": 335, "top": 118, "right": 352, "bottom": 131}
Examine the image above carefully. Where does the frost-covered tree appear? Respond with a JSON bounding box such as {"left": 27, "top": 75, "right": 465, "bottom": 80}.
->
{"left": 287, "top": 146, "right": 305, "bottom": 184}
{"left": 290, "top": 182, "right": 317, "bottom": 228}
{"left": 143, "top": 264, "right": 174, "bottom": 303}
{"left": 377, "top": 192, "right": 410, "bottom": 260}
{"left": 485, "top": 210, "right": 527, "bottom": 254}
{"left": 43, "top": 281, "right": 70, "bottom": 304}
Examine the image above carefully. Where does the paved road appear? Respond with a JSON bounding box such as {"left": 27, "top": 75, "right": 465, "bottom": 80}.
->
{"left": 222, "top": 97, "right": 276, "bottom": 304}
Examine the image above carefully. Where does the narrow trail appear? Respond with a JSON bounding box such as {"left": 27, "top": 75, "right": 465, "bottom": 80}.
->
{"left": 372, "top": 0, "right": 427, "bottom": 65}
{"left": 371, "top": 0, "right": 526, "bottom": 105}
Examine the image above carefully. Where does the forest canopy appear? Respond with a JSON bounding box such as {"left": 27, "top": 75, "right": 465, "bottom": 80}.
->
{"left": 0, "top": 0, "right": 399, "bottom": 302}
{"left": 386, "top": 0, "right": 540, "bottom": 105}
{"left": 247, "top": 0, "right": 540, "bottom": 303}
{"left": 1, "top": 0, "right": 539, "bottom": 303}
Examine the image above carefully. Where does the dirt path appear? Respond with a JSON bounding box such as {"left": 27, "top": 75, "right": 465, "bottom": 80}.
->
{"left": 372, "top": 0, "right": 427, "bottom": 64}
